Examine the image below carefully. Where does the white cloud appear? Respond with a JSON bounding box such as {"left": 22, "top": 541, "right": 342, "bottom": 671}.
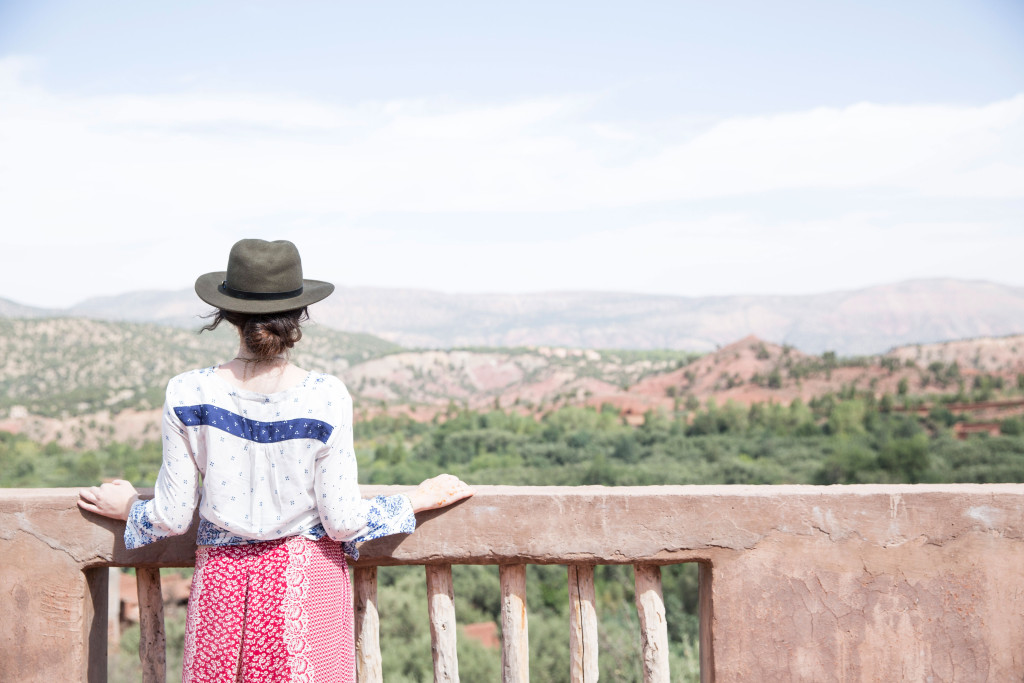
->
{"left": 0, "top": 56, "right": 1021, "bottom": 306}
{"left": 273, "top": 214, "right": 1024, "bottom": 300}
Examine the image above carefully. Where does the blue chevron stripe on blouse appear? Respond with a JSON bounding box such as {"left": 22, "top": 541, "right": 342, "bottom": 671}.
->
{"left": 173, "top": 404, "right": 334, "bottom": 444}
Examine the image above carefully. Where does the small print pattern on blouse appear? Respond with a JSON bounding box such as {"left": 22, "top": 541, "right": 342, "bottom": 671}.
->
{"left": 124, "top": 366, "right": 415, "bottom": 556}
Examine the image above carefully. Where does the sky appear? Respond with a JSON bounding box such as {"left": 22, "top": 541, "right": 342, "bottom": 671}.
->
{"left": 1, "top": 0, "right": 1023, "bottom": 308}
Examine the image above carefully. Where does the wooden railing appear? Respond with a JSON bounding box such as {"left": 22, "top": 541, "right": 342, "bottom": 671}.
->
{"left": 128, "top": 528, "right": 697, "bottom": 682}
{"left": 4, "top": 484, "right": 1024, "bottom": 682}
{"left": 134, "top": 563, "right": 686, "bottom": 682}
{"left": 375, "top": 560, "right": 680, "bottom": 682}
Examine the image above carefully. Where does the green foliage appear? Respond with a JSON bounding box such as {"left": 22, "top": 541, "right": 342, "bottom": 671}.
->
{"left": 971, "top": 373, "right": 1004, "bottom": 402}
{"left": 926, "top": 360, "right": 962, "bottom": 388}
{"left": 880, "top": 357, "right": 900, "bottom": 374}
{"left": 928, "top": 405, "right": 957, "bottom": 428}
{"left": 347, "top": 392, "right": 1024, "bottom": 498}
{"left": 828, "top": 400, "right": 867, "bottom": 437}
{"left": 1001, "top": 417, "right": 1024, "bottom": 436}
{"left": 0, "top": 432, "right": 164, "bottom": 487}
{"left": 349, "top": 393, "right": 1024, "bottom": 495}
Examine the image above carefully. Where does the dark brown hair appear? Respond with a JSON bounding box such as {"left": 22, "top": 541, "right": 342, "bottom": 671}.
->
{"left": 201, "top": 307, "right": 309, "bottom": 361}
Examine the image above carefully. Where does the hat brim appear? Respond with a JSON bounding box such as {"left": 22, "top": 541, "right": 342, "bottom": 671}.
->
{"left": 195, "top": 271, "right": 335, "bottom": 314}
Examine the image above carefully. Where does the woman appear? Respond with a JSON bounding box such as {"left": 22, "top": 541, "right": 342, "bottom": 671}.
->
{"left": 78, "top": 238, "right": 473, "bottom": 682}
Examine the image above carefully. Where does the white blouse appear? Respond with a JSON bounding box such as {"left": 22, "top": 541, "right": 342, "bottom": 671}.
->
{"left": 124, "top": 366, "right": 415, "bottom": 559}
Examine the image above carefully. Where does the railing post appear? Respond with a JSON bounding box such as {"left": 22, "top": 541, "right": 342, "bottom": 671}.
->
{"left": 354, "top": 566, "right": 383, "bottom": 683}
{"left": 633, "top": 564, "right": 669, "bottom": 683}
{"left": 568, "top": 564, "right": 598, "bottom": 682}
{"left": 426, "top": 564, "right": 460, "bottom": 682}
{"left": 108, "top": 567, "right": 121, "bottom": 650}
{"left": 500, "top": 564, "right": 529, "bottom": 682}
{"left": 136, "top": 567, "right": 166, "bottom": 683}
{"left": 698, "top": 563, "right": 715, "bottom": 683}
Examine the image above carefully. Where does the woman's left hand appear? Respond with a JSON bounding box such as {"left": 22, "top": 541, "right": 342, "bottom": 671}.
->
{"left": 407, "top": 474, "right": 475, "bottom": 513}
{"left": 78, "top": 480, "right": 140, "bottom": 521}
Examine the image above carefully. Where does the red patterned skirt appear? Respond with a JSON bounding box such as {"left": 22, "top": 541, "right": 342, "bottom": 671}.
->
{"left": 183, "top": 536, "right": 355, "bottom": 683}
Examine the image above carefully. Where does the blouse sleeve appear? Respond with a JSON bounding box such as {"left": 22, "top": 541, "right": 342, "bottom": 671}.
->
{"left": 315, "top": 384, "right": 416, "bottom": 542}
{"left": 124, "top": 399, "right": 201, "bottom": 549}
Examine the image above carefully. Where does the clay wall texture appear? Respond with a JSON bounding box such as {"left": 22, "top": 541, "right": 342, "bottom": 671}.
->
{"left": 2, "top": 484, "right": 1022, "bottom": 681}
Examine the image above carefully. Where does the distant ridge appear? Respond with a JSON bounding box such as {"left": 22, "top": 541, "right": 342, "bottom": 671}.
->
{"left": 0, "top": 297, "right": 59, "bottom": 319}
{"left": 5, "top": 278, "right": 1024, "bottom": 355}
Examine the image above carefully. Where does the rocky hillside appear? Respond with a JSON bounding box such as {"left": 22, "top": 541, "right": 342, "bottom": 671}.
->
{"left": 607, "top": 335, "right": 1024, "bottom": 417}
{"left": 348, "top": 346, "right": 695, "bottom": 411}
{"left": 887, "top": 336, "right": 1024, "bottom": 373}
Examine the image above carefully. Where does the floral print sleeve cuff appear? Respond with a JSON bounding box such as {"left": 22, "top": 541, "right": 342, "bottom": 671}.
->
{"left": 359, "top": 494, "right": 416, "bottom": 542}
{"left": 331, "top": 494, "right": 415, "bottom": 561}
{"left": 124, "top": 498, "right": 165, "bottom": 550}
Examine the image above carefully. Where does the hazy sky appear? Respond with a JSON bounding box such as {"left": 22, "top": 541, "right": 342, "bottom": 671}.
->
{"left": 2, "top": 0, "right": 1022, "bottom": 308}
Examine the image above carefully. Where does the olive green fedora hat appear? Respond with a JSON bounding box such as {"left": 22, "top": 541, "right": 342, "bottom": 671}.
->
{"left": 195, "top": 239, "right": 335, "bottom": 314}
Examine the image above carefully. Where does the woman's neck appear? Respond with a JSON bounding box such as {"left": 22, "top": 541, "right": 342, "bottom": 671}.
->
{"left": 233, "top": 343, "right": 287, "bottom": 373}
{"left": 215, "top": 343, "right": 306, "bottom": 392}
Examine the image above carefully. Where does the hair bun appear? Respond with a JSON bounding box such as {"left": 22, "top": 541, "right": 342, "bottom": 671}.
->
{"left": 201, "top": 308, "right": 308, "bottom": 362}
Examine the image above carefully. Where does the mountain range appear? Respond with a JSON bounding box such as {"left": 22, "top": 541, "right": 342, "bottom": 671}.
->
{"left": 3, "top": 278, "right": 1024, "bottom": 355}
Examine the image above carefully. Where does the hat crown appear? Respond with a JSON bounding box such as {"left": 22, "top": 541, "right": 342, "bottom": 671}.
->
{"left": 224, "top": 239, "right": 303, "bottom": 294}
{"left": 195, "top": 238, "right": 333, "bottom": 314}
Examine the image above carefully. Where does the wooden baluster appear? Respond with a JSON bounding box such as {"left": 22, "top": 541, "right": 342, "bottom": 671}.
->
{"left": 108, "top": 567, "right": 121, "bottom": 649}
{"left": 633, "top": 564, "right": 669, "bottom": 683}
{"left": 354, "top": 567, "right": 383, "bottom": 683}
{"left": 500, "top": 564, "right": 529, "bottom": 682}
{"left": 136, "top": 567, "right": 166, "bottom": 683}
{"left": 568, "top": 564, "right": 598, "bottom": 682}
{"left": 698, "top": 563, "right": 714, "bottom": 683}
{"left": 426, "top": 564, "right": 460, "bottom": 682}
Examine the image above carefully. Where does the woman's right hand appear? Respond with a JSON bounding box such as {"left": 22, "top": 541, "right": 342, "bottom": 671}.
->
{"left": 77, "top": 479, "right": 140, "bottom": 521}
{"left": 407, "top": 474, "right": 475, "bottom": 513}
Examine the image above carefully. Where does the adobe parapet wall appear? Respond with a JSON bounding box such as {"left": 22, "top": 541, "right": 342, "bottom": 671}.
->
{"left": 2, "top": 484, "right": 1023, "bottom": 681}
